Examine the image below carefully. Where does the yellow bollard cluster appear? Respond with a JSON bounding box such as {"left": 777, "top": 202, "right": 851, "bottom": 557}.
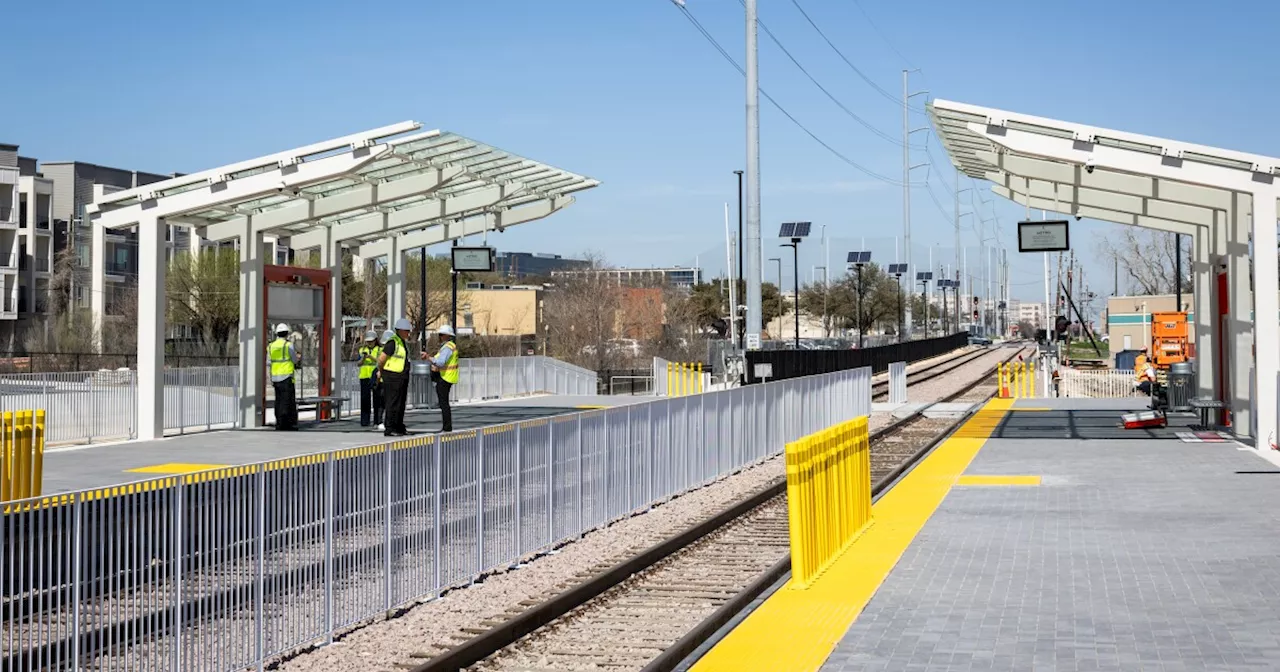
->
{"left": 0, "top": 410, "right": 46, "bottom": 502}
{"left": 665, "top": 361, "right": 704, "bottom": 396}
{"left": 998, "top": 361, "right": 1037, "bottom": 399}
{"left": 784, "top": 415, "right": 873, "bottom": 590}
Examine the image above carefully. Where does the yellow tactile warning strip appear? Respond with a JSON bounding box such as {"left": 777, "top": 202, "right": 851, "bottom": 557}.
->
{"left": 126, "top": 462, "right": 229, "bottom": 474}
{"left": 692, "top": 398, "right": 1014, "bottom": 672}
{"left": 957, "top": 475, "right": 1041, "bottom": 486}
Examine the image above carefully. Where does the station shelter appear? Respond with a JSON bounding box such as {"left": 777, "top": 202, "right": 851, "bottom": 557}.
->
{"left": 85, "top": 122, "right": 598, "bottom": 439}
{"left": 929, "top": 99, "right": 1279, "bottom": 451}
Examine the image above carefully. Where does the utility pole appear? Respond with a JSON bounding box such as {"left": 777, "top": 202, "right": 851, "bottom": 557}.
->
{"left": 734, "top": 170, "right": 744, "bottom": 346}
{"left": 902, "top": 70, "right": 912, "bottom": 340}
{"left": 743, "top": 0, "right": 763, "bottom": 351}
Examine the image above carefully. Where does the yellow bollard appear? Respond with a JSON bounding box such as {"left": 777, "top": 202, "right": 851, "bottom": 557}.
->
{"left": 0, "top": 411, "right": 10, "bottom": 502}
{"left": 667, "top": 362, "right": 674, "bottom": 397}
{"left": 696, "top": 362, "right": 703, "bottom": 394}
{"left": 14, "top": 411, "right": 29, "bottom": 500}
{"left": 33, "top": 410, "right": 44, "bottom": 498}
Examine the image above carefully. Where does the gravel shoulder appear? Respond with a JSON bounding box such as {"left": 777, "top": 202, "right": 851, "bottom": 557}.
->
{"left": 276, "top": 345, "right": 1005, "bottom": 672}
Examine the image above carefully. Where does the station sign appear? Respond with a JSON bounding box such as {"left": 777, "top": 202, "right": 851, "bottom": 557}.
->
{"left": 452, "top": 246, "right": 495, "bottom": 272}
{"left": 1017, "top": 220, "right": 1070, "bottom": 253}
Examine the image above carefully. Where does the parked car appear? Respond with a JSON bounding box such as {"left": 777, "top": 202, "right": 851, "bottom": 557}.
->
{"left": 968, "top": 335, "right": 992, "bottom": 346}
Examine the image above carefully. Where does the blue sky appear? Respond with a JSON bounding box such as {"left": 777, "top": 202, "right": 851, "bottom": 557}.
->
{"left": 6, "top": 0, "right": 1278, "bottom": 305}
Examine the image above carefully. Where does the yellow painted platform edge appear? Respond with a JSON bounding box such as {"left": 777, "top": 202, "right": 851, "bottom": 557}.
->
{"left": 692, "top": 398, "right": 1013, "bottom": 672}
{"left": 126, "top": 462, "right": 231, "bottom": 474}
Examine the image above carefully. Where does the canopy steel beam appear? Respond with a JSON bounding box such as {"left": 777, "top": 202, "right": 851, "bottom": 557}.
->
{"left": 357, "top": 195, "right": 573, "bottom": 259}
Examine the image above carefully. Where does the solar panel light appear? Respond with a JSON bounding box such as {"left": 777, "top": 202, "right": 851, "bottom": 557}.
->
{"left": 888, "top": 263, "right": 908, "bottom": 276}
{"left": 779, "top": 221, "right": 812, "bottom": 242}
{"left": 846, "top": 251, "right": 872, "bottom": 265}
{"left": 916, "top": 271, "right": 933, "bottom": 281}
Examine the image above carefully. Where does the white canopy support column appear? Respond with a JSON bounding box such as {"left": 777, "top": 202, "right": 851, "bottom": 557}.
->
{"left": 1226, "top": 194, "right": 1254, "bottom": 438}
{"left": 1253, "top": 190, "right": 1279, "bottom": 448}
{"left": 91, "top": 219, "right": 106, "bottom": 354}
{"left": 386, "top": 235, "right": 405, "bottom": 323}
{"left": 317, "top": 229, "right": 343, "bottom": 397}
{"left": 1192, "top": 223, "right": 1215, "bottom": 399}
{"left": 136, "top": 216, "right": 167, "bottom": 441}
{"left": 238, "top": 219, "right": 265, "bottom": 429}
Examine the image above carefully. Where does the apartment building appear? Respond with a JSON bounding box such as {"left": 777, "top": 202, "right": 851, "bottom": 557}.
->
{"left": 551, "top": 266, "right": 702, "bottom": 289}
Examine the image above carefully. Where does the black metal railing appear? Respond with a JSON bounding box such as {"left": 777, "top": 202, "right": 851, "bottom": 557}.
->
{"left": 744, "top": 332, "right": 970, "bottom": 384}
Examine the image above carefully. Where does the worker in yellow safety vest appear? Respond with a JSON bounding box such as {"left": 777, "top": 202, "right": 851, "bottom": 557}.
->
{"left": 357, "top": 330, "right": 384, "bottom": 427}
{"left": 1134, "top": 348, "right": 1149, "bottom": 384}
{"left": 377, "top": 318, "right": 413, "bottom": 437}
{"left": 424, "top": 325, "right": 459, "bottom": 433}
{"left": 267, "top": 323, "right": 302, "bottom": 431}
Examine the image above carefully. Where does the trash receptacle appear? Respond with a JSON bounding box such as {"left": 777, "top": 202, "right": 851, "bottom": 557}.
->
{"left": 1167, "top": 361, "right": 1194, "bottom": 412}
{"left": 410, "top": 362, "right": 436, "bottom": 410}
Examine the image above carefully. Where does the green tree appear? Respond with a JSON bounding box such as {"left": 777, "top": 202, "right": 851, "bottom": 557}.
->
{"left": 167, "top": 247, "right": 240, "bottom": 347}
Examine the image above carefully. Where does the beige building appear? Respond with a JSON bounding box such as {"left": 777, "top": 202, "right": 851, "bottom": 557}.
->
{"left": 425, "top": 286, "right": 542, "bottom": 336}
{"left": 1105, "top": 294, "right": 1195, "bottom": 364}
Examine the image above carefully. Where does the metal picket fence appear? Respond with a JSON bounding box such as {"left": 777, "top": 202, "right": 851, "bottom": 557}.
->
{"left": 1, "top": 366, "right": 872, "bottom": 672}
{"left": 1057, "top": 368, "right": 1139, "bottom": 398}
{"left": 0, "top": 357, "right": 595, "bottom": 447}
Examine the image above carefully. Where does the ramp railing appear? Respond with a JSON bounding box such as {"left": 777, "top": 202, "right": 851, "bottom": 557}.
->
{"left": 0, "top": 365, "right": 872, "bottom": 672}
{"left": 1057, "top": 368, "right": 1139, "bottom": 398}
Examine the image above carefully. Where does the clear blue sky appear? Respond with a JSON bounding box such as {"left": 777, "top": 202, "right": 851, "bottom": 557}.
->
{"left": 7, "top": 0, "right": 1278, "bottom": 306}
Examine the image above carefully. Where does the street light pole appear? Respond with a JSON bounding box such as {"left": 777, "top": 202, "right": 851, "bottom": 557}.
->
{"left": 734, "top": 169, "right": 744, "bottom": 346}
{"left": 744, "top": 0, "right": 762, "bottom": 351}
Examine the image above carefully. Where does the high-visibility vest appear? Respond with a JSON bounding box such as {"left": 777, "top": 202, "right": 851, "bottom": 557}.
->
{"left": 1134, "top": 354, "right": 1148, "bottom": 381}
{"left": 384, "top": 335, "right": 407, "bottom": 374}
{"left": 268, "top": 338, "right": 295, "bottom": 380}
{"left": 438, "top": 342, "right": 459, "bottom": 384}
{"left": 358, "top": 346, "right": 379, "bottom": 380}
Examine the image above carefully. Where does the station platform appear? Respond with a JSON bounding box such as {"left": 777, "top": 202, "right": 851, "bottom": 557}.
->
{"left": 695, "top": 397, "right": 1280, "bottom": 672}
{"left": 39, "top": 394, "right": 643, "bottom": 494}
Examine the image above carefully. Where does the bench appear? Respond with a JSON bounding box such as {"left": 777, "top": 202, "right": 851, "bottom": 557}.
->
{"left": 1188, "top": 397, "right": 1228, "bottom": 430}
{"left": 297, "top": 396, "right": 348, "bottom": 422}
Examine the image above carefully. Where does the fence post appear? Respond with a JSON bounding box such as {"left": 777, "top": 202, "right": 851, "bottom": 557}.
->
{"left": 515, "top": 421, "right": 523, "bottom": 556}
{"left": 432, "top": 436, "right": 442, "bottom": 595}
{"left": 172, "top": 477, "right": 184, "bottom": 670}
{"left": 384, "top": 440, "right": 393, "bottom": 611}
{"left": 577, "top": 414, "right": 584, "bottom": 536}
{"left": 88, "top": 373, "right": 95, "bottom": 444}
{"left": 476, "top": 428, "right": 485, "bottom": 573}
{"left": 546, "top": 418, "right": 553, "bottom": 547}
{"left": 71, "top": 491, "right": 83, "bottom": 672}
{"left": 324, "top": 453, "right": 334, "bottom": 644}
{"left": 255, "top": 465, "right": 266, "bottom": 672}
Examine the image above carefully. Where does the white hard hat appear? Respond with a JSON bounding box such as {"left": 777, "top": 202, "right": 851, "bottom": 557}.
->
{"left": 275, "top": 323, "right": 290, "bottom": 334}
{"left": 438, "top": 325, "right": 455, "bottom": 336}
{"left": 364, "top": 330, "right": 377, "bottom": 341}
{"left": 381, "top": 330, "right": 395, "bottom": 343}
{"left": 394, "top": 317, "right": 412, "bottom": 331}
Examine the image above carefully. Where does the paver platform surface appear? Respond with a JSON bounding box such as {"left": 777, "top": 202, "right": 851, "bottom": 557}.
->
{"left": 40, "top": 394, "right": 644, "bottom": 494}
{"left": 822, "top": 398, "right": 1280, "bottom": 672}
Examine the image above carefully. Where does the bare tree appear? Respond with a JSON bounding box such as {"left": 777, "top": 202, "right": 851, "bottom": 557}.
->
{"left": 542, "top": 254, "right": 625, "bottom": 370}
{"left": 1094, "top": 228, "right": 1191, "bottom": 295}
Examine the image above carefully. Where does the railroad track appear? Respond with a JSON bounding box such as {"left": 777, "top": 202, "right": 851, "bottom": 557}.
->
{"left": 405, "top": 347, "right": 1028, "bottom": 672}
{"left": 870, "top": 345, "right": 995, "bottom": 399}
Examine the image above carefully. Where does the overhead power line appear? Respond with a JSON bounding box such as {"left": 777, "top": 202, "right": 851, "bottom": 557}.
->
{"left": 787, "top": 0, "right": 923, "bottom": 112}
{"left": 849, "top": 0, "right": 916, "bottom": 69}
{"left": 745, "top": 2, "right": 915, "bottom": 149}
{"left": 673, "top": 4, "right": 918, "bottom": 188}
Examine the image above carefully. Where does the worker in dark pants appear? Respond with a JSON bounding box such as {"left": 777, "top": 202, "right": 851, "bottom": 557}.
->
{"left": 425, "top": 325, "right": 459, "bottom": 433}
{"left": 377, "top": 318, "right": 412, "bottom": 437}
{"left": 268, "top": 323, "right": 301, "bottom": 430}
{"left": 357, "top": 330, "right": 383, "bottom": 427}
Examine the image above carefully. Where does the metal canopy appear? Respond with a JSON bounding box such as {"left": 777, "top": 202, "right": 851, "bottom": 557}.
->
{"left": 925, "top": 99, "right": 1269, "bottom": 233}
{"left": 87, "top": 121, "right": 599, "bottom": 253}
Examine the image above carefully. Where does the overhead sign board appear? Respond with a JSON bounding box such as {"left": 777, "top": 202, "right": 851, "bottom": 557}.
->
{"left": 1018, "top": 220, "right": 1070, "bottom": 252}
{"left": 452, "top": 246, "right": 495, "bottom": 272}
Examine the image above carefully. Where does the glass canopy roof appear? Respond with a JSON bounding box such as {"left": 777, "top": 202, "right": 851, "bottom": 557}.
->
{"left": 89, "top": 121, "right": 598, "bottom": 246}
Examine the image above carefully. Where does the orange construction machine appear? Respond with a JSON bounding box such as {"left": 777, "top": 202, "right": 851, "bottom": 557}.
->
{"left": 1151, "top": 311, "right": 1189, "bottom": 368}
